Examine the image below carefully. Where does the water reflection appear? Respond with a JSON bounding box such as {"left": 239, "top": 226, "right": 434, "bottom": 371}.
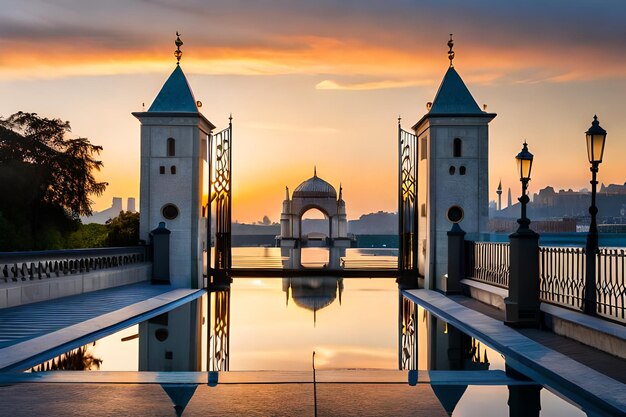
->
{"left": 281, "top": 247, "right": 346, "bottom": 269}
{"left": 30, "top": 342, "right": 102, "bottom": 372}
{"left": 400, "top": 297, "right": 545, "bottom": 417}
{"left": 138, "top": 299, "right": 203, "bottom": 372}
{"left": 283, "top": 277, "right": 344, "bottom": 325}
{"left": 208, "top": 290, "right": 230, "bottom": 372}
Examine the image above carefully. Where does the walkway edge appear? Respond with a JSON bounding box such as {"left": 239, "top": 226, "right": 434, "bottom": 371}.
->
{"left": 0, "top": 288, "right": 205, "bottom": 372}
{"left": 403, "top": 289, "right": 626, "bottom": 416}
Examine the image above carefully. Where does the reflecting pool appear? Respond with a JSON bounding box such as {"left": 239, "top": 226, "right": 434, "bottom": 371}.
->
{"left": 6, "top": 247, "right": 614, "bottom": 415}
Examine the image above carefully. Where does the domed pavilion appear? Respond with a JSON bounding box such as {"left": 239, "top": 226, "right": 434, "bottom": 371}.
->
{"left": 279, "top": 168, "right": 351, "bottom": 248}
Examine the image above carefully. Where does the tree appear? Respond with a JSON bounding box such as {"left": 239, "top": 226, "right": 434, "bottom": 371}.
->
{"left": 0, "top": 112, "right": 107, "bottom": 250}
{"left": 106, "top": 211, "right": 140, "bottom": 246}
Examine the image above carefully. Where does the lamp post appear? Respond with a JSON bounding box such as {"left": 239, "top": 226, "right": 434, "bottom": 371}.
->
{"left": 515, "top": 142, "right": 534, "bottom": 232}
{"left": 584, "top": 115, "right": 607, "bottom": 315}
{"left": 505, "top": 141, "right": 540, "bottom": 327}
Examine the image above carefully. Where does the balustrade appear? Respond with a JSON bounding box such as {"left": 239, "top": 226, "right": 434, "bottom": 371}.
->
{"left": 0, "top": 247, "right": 147, "bottom": 283}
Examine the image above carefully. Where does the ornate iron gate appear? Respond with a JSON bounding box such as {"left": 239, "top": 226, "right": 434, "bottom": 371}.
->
{"left": 208, "top": 117, "right": 232, "bottom": 276}
{"left": 398, "top": 120, "right": 418, "bottom": 273}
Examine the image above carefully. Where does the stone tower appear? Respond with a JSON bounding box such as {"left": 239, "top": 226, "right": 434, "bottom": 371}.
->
{"left": 412, "top": 36, "right": 496, "bottom": 290}
{"left": 133, "top": 36, "right": 215, "bottom": 289}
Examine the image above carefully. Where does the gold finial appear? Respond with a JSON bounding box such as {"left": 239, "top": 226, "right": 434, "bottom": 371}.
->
{"left": 447, "top": 34, "right": 455, "bottom": 67}
{"left": 174, "top": 31, "right": 183, "bottom": 64}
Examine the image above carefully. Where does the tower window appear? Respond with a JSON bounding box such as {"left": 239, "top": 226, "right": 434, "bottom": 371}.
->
{"left": 460, "top": 166, "right": 466, "bottom": 175}
{"left": 167, "top": 138, "right": 176, "bottom": 156}
{"left": 170, "top": 165, "right": 176, "bottom": 175}
{"left": 421, "top": 204, "right": 426, "bottom": 217}
{"left": 453, "top": 138, "right": 462, "bottom": 157}
{"left": 162, "top": 204, "right": 179, "bottom": 220}
{"left": 159, "top": 166, "right": 165, "bottom": 174}
{"left": 449, "top": 166, "right": 456, "bottom": 175}
{"left": 420, "top": 137, "right": 428, "bottom": 160}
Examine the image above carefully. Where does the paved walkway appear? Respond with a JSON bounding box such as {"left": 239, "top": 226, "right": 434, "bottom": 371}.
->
{"left": 0, "top": 283, "right": 204, "bottom": 371}
{"left": 403, "top": 289, "right": 626, "bottom": 416}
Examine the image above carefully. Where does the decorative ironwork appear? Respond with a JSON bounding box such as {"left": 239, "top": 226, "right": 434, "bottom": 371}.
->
{"left": 0, "top": 247, "right": 147, "bottom": 283}
{"left": 398, "top": 121, "right": 418, "bottom": 272}
{"left": 208, "top": 289, "right": 230, "bottom": 371}
{"left": 465, "top": 241, "right": 624, "bottom": 323}
{"left": 597, "top": 248, "right": 625, "bottom": 321}
{"left": 209, "top": 118, "right": 232, "bottom": 271}
{"left": 399, "top": 293, "right": 418, "bottom": 370}
{"left": 174, "top": 32, "right": 183, "bottom": 64}
{"left": 466, "top": 241, "right": 509, "bottom": 288}
{"left": 539, "top": 246, "right": 585, "bottom": 311}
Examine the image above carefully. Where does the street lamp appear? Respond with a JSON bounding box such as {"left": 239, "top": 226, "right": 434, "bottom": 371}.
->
{"left": 584, "top": 115, "right": 607, "bottom": 315}
{"left": 515, "top": 142, "right": 534, "bottom": 232}
{"left": 506, "top": 141, "right": 540, "bottom": 327}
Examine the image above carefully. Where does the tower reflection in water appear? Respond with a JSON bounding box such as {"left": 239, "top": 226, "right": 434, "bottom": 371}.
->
{"left": 400, "top": 297, "right": 542, "bottom": 417}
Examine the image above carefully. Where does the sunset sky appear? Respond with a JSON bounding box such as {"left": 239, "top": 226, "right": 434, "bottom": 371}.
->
{"left": 1, "top": 0, "right": 625, "bottom": 223}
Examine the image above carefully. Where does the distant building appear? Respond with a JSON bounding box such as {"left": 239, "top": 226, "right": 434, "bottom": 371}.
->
{"left": 81, "top": 197, "right": 136, "bottom": 224}
{"left": 492, "top": 183, "right": 626, "bottom": 226}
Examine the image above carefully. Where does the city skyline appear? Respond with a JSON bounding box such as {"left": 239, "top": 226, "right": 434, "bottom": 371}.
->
{"left": 1, "top": 1, "right": 625, "bottom": 223}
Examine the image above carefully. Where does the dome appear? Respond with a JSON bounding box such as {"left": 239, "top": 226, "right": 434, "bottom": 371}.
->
{"left": 293, "top": 174, "right": 337, "bottom": 199}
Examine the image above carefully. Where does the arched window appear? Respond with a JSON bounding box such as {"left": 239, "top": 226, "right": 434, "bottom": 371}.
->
{"left": 170, "top": 165, "right": 176, "bottom": 175}
{"left": 460, "top": 166, "right": 466, "bottom": 175}
{"left": 453, "top": 138, "right": 462, "bottom": 157}
{"left": 167, "top": 138, "right": 176, "bottom": 156}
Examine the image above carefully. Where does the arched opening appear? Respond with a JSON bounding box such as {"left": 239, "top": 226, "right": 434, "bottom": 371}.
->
{"left": 453, "top": 138, "right": 462, "bottom": 157}
{"left": 167, "top": 138, "right": 176, "bottom": 156}
{"left": 300, "top": 207, "right": 331, "bottom": 267}
{"left": 300, "top": 207, "right": 331, "bottom": 242}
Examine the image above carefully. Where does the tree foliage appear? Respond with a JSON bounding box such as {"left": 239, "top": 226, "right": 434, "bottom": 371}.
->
{"left": 0, "top": 112, "right": 107, "bottom": 250}
{"left": 106, "top": 211, "right": 140, "bottom": 247}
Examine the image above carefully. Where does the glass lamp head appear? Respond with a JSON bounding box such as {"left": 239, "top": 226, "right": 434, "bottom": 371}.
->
{"left": 516, "top": 141, "right": 534, "bottom": 181}
{"left": 586, "top": 115, "right": 607, "bottom": 164}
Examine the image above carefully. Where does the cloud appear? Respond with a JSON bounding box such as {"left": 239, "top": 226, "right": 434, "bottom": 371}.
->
{"left": 315, "top": 79, "right": 433, "bottom": 91}
{"left": 0, "top": 1, "right": 625, "bottom": 85}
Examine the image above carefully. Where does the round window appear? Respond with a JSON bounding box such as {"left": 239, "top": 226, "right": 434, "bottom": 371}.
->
{"left": 446, "top": 205, "right": 464, "bottom": 223}
{"left": 155, "top": 328, "right": 169, "bottom": 342}
{"left": 162, "top": 204, "right": 179, "bottom": 220}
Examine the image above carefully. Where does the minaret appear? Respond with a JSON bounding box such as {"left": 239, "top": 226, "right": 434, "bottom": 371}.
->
{"left": 507, "top": 187, "right": 513, "bottom": 208}
{"left": 496, "top": 180, "right": 502, "bottom": 211}
{"left": 411, "top": 35, "right": 496, "bottom": 290}
{"left": 336, "top": 182, "right": 347, "bottom": 237}
{"left": 133, "top": 33, "right": 215, "bottom": 288}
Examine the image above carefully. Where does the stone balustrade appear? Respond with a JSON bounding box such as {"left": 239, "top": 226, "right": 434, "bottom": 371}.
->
{"left": 0, "top": 247, "right": 148, "bottom": 284}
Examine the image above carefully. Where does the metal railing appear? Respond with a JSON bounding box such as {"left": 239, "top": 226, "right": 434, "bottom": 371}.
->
{"left": 0, "top": 246, "right": 148, "bottom": 283}
{"left": 597, "top": 248, "right": 626, "bottom": 321}
{"left": 539, "top": 247, "right": 586, "bottom": 312}
{"left": 466, "top": 241, "right": 625, "bottom": 322}
{"left": 466, "top": 241, "right": 510, "bottom": 288}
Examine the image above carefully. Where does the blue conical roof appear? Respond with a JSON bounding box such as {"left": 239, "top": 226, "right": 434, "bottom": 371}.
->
{"left": 429, "top": 67, "right": 482, "bottom": 115}
{"left": 148, "top": 65, "right": 198, "bottom": 112}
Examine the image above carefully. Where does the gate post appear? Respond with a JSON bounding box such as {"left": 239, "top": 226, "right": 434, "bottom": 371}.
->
{"left": 505, "top": 229, "right": 540, "bottom": 327}
{"left": 150, "top": 222, "right": 170, "bottom": 284}
{"left": 445, "top": 223, "right": 465, "bottom": 294}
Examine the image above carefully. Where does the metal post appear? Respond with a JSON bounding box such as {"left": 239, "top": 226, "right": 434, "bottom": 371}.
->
{"left": 505, "top": 176, "right": 540, "bottom": 327}
{"left": 397, "top": 119, "right": 404, "bottom": 271}
{"left": 584, "top": 163, "right": 599, "bottom": 315}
